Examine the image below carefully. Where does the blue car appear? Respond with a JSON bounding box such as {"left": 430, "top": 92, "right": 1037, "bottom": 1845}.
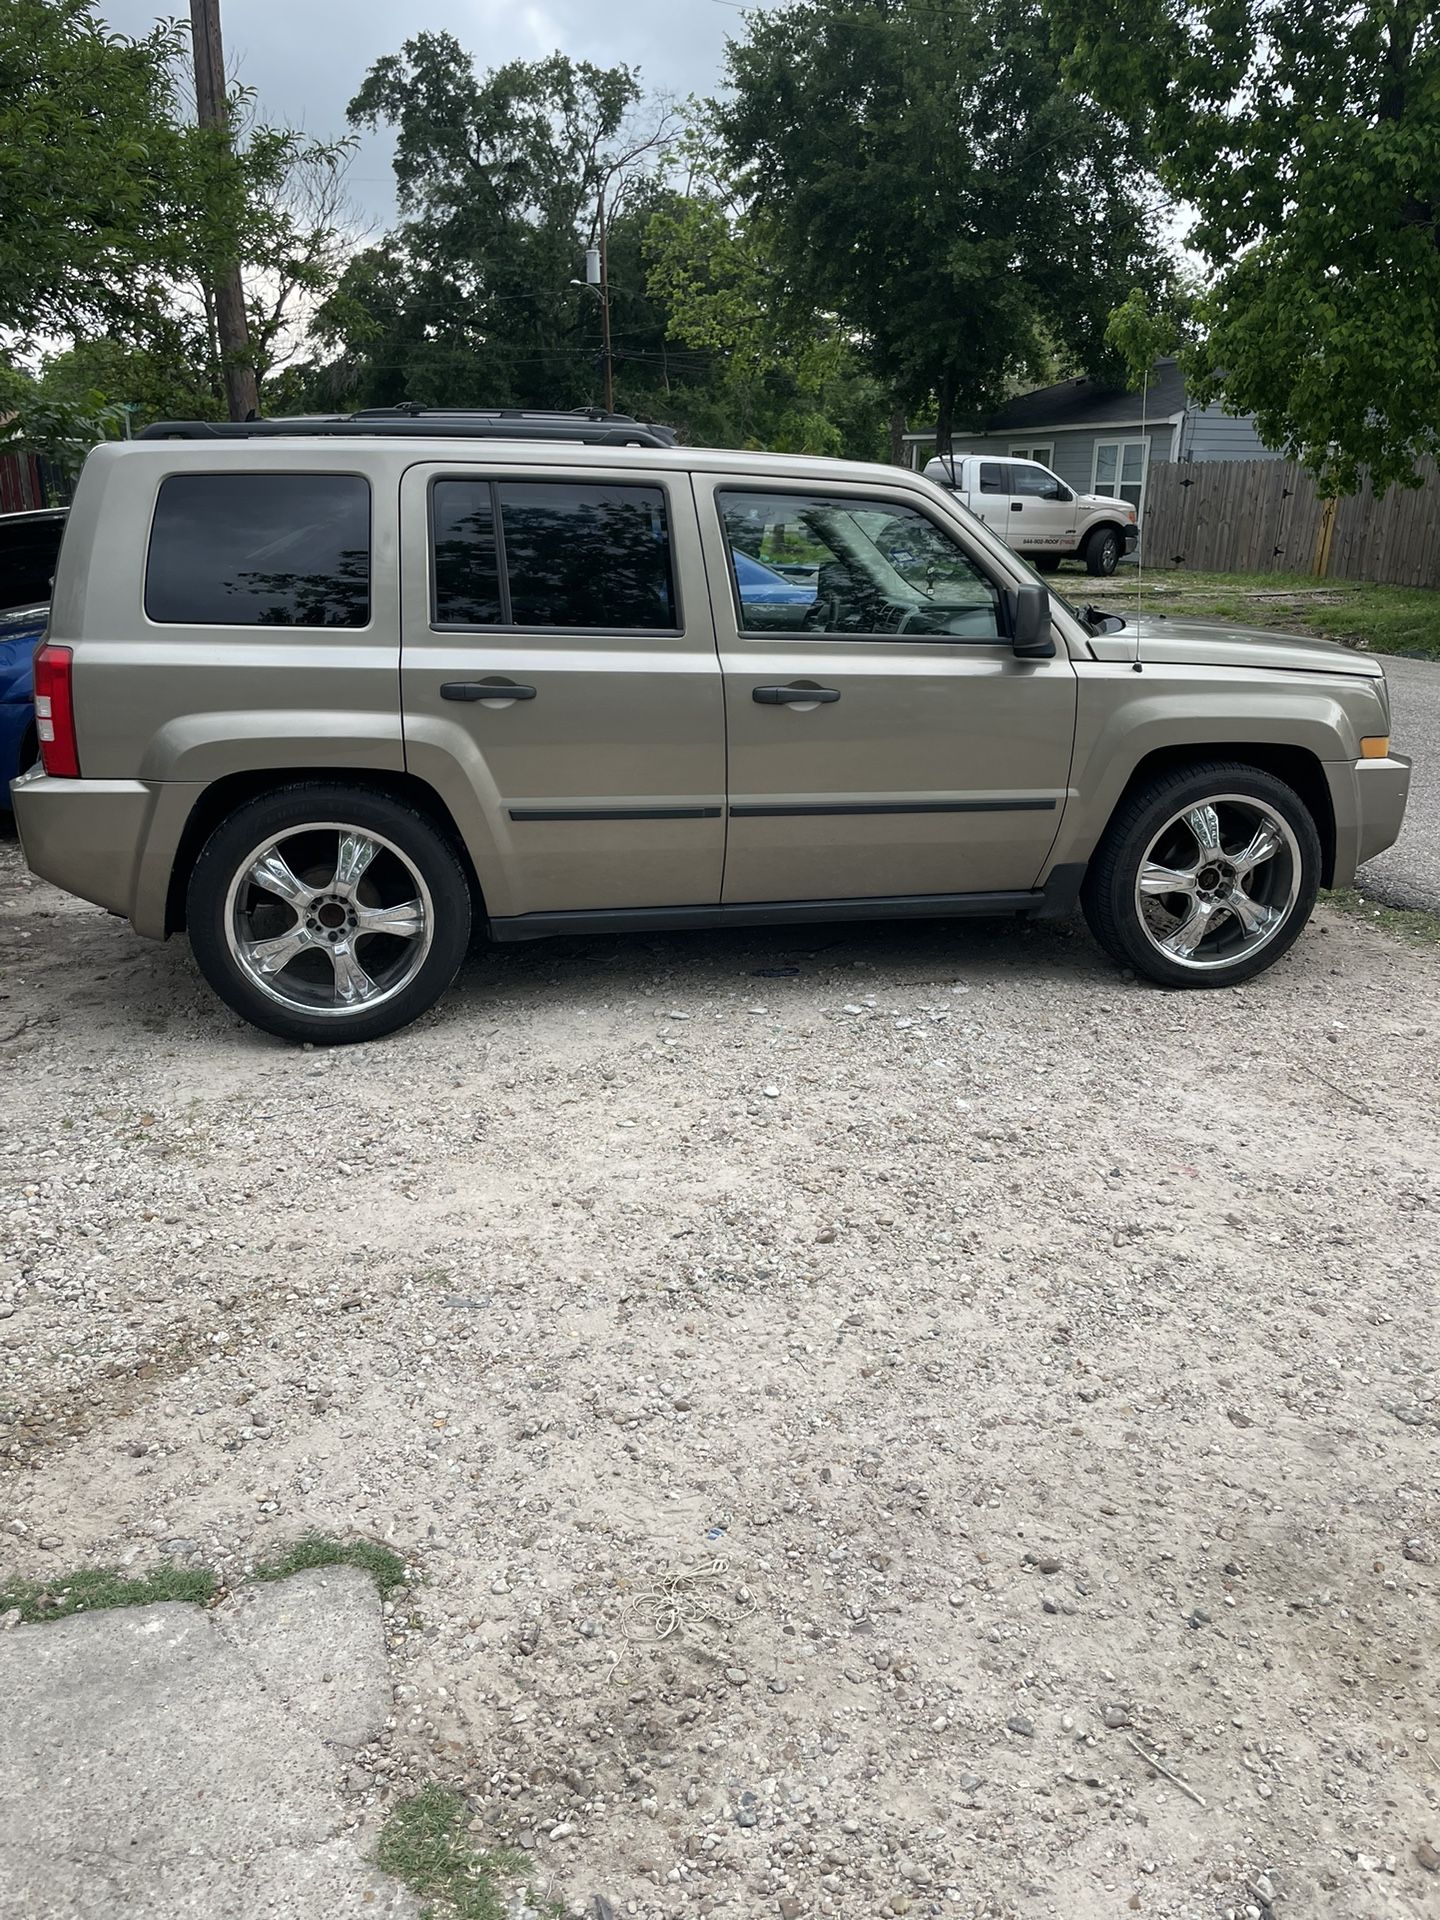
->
{"left": 0, "top": 508, "right": 67, "bottom": 806}
{"left": 732, "top": 548, "right": 817, "bottom": 627}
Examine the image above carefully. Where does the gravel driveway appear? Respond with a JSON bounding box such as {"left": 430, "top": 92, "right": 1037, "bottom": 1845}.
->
{"left": 1358, "top": 654, "right": 1440, "bottom": 910}
{"left": 2, "top": 833, "right": 1438, "bottom": 1920}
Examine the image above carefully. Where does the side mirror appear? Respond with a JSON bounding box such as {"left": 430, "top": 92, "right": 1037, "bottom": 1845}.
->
{"left": 1006, "top": 582, "right": 1055, "bottom": 658}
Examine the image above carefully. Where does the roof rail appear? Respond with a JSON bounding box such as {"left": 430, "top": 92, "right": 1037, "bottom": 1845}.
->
{"left": 137, "top": 406, "right": 678, "bottom": 450}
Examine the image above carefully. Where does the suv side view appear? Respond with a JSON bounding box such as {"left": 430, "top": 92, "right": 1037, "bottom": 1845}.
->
{"left": 9, "top": 408, "right": 1410, "bottom": 1045}
{"left": 923, "top": 451, "right": 1138, "bottom": 575}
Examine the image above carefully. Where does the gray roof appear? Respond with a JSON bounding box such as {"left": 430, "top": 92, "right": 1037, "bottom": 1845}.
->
{"left": 982, "top": 357, "right": 1188, "bottom": 432}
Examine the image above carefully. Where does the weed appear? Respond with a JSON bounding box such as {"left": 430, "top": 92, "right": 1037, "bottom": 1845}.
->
{"left": 252, "top": 1531, "right": 408, "bottom": 1595}
{"left": 0, "top": 1563, "right": 217, "bottom": 1623}
{"left": 375, "top": 1785, "right": 533, "bottom": 1920}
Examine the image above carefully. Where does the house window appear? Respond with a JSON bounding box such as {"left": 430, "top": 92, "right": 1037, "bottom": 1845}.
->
{"left": 1093, "top": 439, "right": 1148, "bottom": 517}
{"left": 1010, "top": 443, "right": 1053, "bottom": 467}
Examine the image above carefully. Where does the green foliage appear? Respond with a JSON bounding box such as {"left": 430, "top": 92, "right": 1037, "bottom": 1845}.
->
{"left": 252, "top": 1533, "right": 408, "bottom": 1595}
{"left": 1324, "top": 889, "right": 1440, "bottom": 948}
{"left": 375, "top": 1787, "right": 529, "bottom": 1920}
{"left": 1086, "top": 568, "right": 1440, "bottom": 660}
{"left": 0, "top": 1562, "right": 218, "bottom": 1622}
{"left": 0, "top": 1, "right": 203, "bottom": 346}
{"left": 719, "top": 0, "right": 1173, "bottom": 448}
{"left": 1052, "top": 0, "right": 1440, "bottom": 495}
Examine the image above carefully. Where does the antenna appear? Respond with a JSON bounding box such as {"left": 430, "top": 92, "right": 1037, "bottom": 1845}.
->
{"left": 1133, "top": 365, "right": 1147, "bottom": 671}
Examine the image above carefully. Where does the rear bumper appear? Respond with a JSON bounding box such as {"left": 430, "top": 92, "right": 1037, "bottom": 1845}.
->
{"left": 10, "top": 769, "right": 158, "bottom": 918}
{"left": 1326, "top": 753, "right": 1411, "bottom": 886}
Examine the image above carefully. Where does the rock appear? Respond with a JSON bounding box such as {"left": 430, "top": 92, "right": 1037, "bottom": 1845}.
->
{"left": 958, "top": 1771, "right": 982, "bottom": 1794}
{"left": 1187, "top": 1608, "right": 1212, "bottom": 1628}
{"left": 37, "top": 1536, "right": 61, "bottom": 1550}
{"left": 779, "top": 1898, "right": 803, "bottom": 1919}
{"left": 1036, "top": 1555, "right": 1061, "bottom": 1575}
{"left": 736, "top": 1808, "right": 759, "bottom": 1828}
{"left": 1103, "top": 1705, "right": 1131, "bottom": 1729}
{"left": 1006, "top": 1713, "right": 1034, "bottom": 1737}
{"left": 725, "top": 1667, "right": 748, "bottom": 1685}
{"left": 1416, "top": 1840, "right": 1440, "bottom": 1872}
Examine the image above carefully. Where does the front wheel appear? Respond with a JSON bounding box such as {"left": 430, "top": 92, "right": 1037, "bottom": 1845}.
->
{"left": 1081, "top": 763, "right": 1321, "bottom": 988}
{"left": 187, "top": 783, "right": 473, "bottom": 1044}
{"left": 1084, "top": 526, "right": 1122, "bottom": 575}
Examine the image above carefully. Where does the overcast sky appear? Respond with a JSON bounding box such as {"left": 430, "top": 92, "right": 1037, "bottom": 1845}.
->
{"left": 97, "top": 0, "right": 789, "bottom": 229}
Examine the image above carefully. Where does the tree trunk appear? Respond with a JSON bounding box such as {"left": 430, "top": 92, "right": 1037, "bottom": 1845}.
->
{"left": 888, "top": 406, "right": 907, "bottom": 467}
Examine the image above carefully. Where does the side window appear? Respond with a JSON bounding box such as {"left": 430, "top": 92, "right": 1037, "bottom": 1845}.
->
{"left": 978, "top": 462, "right": 1007, "bottom": 494}
{"left": 146, "top": 474, "right": 370, "bottom": 627}
{"left": 0, "top": 515, "right": 65, "bottom": 612}
{"left": 1011, "top": 466, "right": 1066, "bottom": 500}
{"left": 718, "top": 490, "right": 1002, "bottom": 641}
{"left": 431, "top": 479, "right": 676, "bottom": 630}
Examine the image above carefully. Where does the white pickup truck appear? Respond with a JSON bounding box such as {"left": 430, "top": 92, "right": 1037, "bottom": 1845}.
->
{"left": 923, "top": 452, "right": 1138, "bottom": 576}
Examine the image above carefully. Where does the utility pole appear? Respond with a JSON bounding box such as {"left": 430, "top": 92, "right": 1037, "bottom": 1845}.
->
{"left": 597, "top": 184, "right": 614, "bottom": 412}
{"left": 189, "top": 0, "right": 259, "bottom": 422}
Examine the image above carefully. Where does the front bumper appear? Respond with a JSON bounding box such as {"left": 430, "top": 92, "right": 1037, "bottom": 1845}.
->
{"left": 1122, "top": 525, "right": 1139, "bottom": 553}
{"left": 1325, "top": 752, "right": 1411, "bottom": 887}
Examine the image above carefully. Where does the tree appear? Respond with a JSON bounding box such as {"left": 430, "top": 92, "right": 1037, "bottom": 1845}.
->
{"left": 0, "top": 1, "right": 204, "bottom": 347}
{"left": 719, "top": 0, "right": 1171, "bottom": 452}
{"left": 1052, "top": 0, "right": 1440, "bottom": 494}
{"left": 315, "top": 37, "right": 661, "bottom": 411}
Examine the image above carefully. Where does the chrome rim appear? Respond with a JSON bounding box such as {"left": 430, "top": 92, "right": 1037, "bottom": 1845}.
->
{"left": 1134, "top": 794, "right": 1302, "bottom": 972}
{"left": 223, "top": 823, "right": 434, "bottom": 1018}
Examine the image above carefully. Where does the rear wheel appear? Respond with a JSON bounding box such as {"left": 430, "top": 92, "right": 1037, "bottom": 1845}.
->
{"left": 187, "top": 783, "right": 472, "bottom": 1044}
{"left": 1081, "top": 762, "right": 1321, "bottom": 988}
{"left": 1032, "top": 554, "right": 1062, "bottom": 573}
{"left": 1084, "top": 526, "right": 1122, "bottom": 575}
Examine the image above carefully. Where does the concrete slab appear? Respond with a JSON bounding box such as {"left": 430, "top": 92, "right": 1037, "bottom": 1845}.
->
{"left": 0, "top": 1573, "right": 420, "bottom": 1920}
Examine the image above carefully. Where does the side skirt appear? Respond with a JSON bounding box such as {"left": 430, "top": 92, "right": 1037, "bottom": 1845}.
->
{"left": 488, "top": 875, "right": 1085, "bottom": 945}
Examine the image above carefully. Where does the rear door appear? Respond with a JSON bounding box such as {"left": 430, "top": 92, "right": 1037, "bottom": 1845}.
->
{"left": 399, "top": 462, "right": 725, "bottom": 919}
{"left": 970, "top": 460, "right": 1014, "bottom": 539}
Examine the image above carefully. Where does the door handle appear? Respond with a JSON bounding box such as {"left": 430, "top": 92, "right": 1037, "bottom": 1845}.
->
{"left": 1010, "top": 502, "right": 1023, "bottom": 512}
{"left": 753, "top": 685, "right": 841, "bottom": 705}
{"left": 441, "top": 681, "right": 537, "bottom": 702}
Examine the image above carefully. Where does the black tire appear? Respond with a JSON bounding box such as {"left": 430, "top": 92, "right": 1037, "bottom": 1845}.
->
{"left": 1084, "top": 526, "right": 1122, "bottom": 575}
{"left": 187, "top": 782, "right": 473, "bottom": 1044}
{"left": 1032, "top": 554, "right": 1062, "bottom": 573}
{"left": 1081, "top": 761, "right": 1321, "bottom": 989}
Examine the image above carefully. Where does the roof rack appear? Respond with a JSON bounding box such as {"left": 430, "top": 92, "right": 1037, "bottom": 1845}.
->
{"left": 137, "top": 406, "right": 678, "bottom": 450}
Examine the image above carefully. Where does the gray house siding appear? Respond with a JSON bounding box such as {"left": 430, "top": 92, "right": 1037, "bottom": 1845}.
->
{"left": 1178, "top": 401, "right": 1283, "bottom": 463}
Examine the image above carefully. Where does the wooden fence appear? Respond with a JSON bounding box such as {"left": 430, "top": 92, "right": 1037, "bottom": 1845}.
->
{"left": 1141, "top": 455, "right": 1440, "bottom": 588}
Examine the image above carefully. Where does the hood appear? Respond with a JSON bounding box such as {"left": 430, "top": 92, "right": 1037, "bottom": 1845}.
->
{"left": 1078, "top": 491, "right": 1133, "bottom": 514}
{"left": 1086, "top": 614, "right": 1385, "bottom": 680}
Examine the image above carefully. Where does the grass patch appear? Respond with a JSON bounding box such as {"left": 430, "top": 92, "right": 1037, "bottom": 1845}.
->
{"left": 1322, "top": 887, "right": 1440, "bottom": 947}
{"left": 376, "top": 1785, "right": 533, "bottom": 1920}
{"left": 1079, "top": 568, "right": 1440, "bottom": 661}
{"left": 252, "top": 1532, "right": 408, "bottom": 1596}
{"left": 0, "top": 1563, "right": 217, "bottom": 1623}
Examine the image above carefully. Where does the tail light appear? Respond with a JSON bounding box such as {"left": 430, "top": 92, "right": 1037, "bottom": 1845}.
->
{"left": 33, "top": 643, "right": 80, "bottom": 778}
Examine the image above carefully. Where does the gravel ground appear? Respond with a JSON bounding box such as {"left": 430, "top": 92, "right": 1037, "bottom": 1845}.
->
{"left": 1357, "top": 656, "right": 1440, "bottom": 910}
{"left": 2, "top": 828, "right": 1438, "bottom": 1920}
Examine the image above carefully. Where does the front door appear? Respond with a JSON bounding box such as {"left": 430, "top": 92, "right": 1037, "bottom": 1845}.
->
{"left": 400, "top": 463, "right": 725, "bottom": 919}
{"left": 970, "top": 459, "right": 1014, "bottom": 539}
{"left": 696, "top": 477, "right": 1077, "bottom": 905}
{"left": 1008, "top": 463, "right": 1080, "bottom": 556}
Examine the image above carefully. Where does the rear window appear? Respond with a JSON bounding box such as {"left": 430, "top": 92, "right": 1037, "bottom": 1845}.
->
{"left": 432, "top": 479, "right": 676, "bottom": 630}
{"left": 978, "top": 463, "right": 1006, "bottom": 494}
{"left": 145, "top": 473, "right": 371, "bottom": 627}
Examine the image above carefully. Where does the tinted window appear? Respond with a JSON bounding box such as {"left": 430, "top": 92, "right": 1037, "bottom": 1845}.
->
{"left": 431, "top": 480, "right": 676, "bottom": 630}
{"left": 146, "top": 474, "right": 370, "bottom": 627}
{"left": 432, "top": 481, "right": 502, "bottom": 625}
{"left": 0, "top": 514, "right": 65, "bottom": 612}
{"left": 978, "top": 462, "right": 1007, "bottom": 494}
{"left": 719, "top": 490, "right": 1002, "bottom": 641}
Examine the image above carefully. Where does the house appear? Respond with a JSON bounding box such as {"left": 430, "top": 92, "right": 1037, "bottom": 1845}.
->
{"left": 902, "top": 358, "right": 1280, "bottom": 523}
